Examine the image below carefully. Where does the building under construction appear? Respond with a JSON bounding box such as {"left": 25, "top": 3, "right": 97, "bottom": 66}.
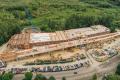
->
{"left": 1, "top": 25, "right": 120, "bottom": 62}
{"left": 8, "top": 25, "right": 110, "bottom": 49}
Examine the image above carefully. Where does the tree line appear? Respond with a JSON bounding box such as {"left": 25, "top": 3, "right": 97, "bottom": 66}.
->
{"left": 0, "top": 71, "right": 66, "bottom": 80}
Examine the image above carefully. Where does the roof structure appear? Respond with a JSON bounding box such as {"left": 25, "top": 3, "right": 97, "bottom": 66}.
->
{"left": 8, "top": 25, "right": 110, "bottom": 49}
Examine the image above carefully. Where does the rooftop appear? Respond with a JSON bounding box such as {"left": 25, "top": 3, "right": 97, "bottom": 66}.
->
{"left": 8, "top": 25, "right": 110, "bottom": 48}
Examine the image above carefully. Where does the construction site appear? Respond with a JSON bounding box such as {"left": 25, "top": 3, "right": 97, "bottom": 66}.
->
{"left": 0, "top": 25, "right": 120, "bottom": 65}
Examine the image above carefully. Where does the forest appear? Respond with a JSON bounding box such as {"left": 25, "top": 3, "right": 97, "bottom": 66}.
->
{"left": 0, "top": 0, "right": 120, "bottom": 45}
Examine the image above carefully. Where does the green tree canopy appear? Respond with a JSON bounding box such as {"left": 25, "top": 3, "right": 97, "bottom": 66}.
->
{"left": 34, "top": 74, "right": 47, "bottom": 80}
{"left": 116, "top": 63, "right": 120, "bottom": 75}
{"left": 48, "top": 76, "right": 56, "bottom": 80}
{"left": 23, "top": 72, "right": 33, "bottom": 80}
{"left": 2, "top": 72, "right": 14, "bottom": 80}
{"left": 62, "top": 77, "right": 66, "bottom": 80}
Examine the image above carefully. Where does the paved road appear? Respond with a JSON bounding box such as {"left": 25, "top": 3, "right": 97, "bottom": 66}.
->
{"left": 13, "top": 54, "right": 120, "bottom": 80}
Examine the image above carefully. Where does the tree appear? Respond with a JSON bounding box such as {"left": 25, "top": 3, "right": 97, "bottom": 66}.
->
{"left": 34, "top": 74, "right": 47, "bottom": 80}
{"left": 0, "top": 74, "right": 2, "bottom": 80}
{"left": 110, "top": 0, "right": 120, "bottom": 6}
{"left": 0, "top": 72, "right": 13, "bottom": 80}
{"left": 116, "top": 63, "right": 120, "bottom": 75}
{"left": 23, "top": 72, "right": 33, "bottom": 80}
{"left": 62, "top": 77, "right": 66, "bottom": 80}
{"left": 2, "top": 73, "right": 10, "bottom": 80}
{"left": 8, "top": 72, "right": 14, "bottom": 80}
{"left": 65, "top": 14, "right": 96, "bottom": 30}
{"left": 48, "top": 76, "right": 56, "bottom": 80}
{"left": 96, "top": 14, "right": 114, "bottom": 29}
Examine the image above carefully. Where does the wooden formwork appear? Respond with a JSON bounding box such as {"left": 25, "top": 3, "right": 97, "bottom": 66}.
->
{"left": 0, "top": 52, "right": 17, "bottom": 62}
{"left": 8, "top": 33, "right": 30, "bottom": 49}
{"left": 7, "top": 25, "right": 110, "bottom": 49}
